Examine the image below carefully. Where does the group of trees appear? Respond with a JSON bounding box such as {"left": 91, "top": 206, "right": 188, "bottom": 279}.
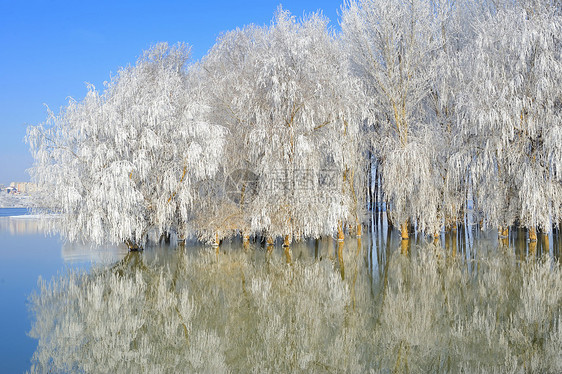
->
{"left": 27, "top": 0, "right": 562, "bottom": 248}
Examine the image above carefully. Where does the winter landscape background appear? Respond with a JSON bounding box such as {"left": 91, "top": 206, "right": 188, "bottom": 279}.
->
{"left": 1, "top": 0, "right": 562, "bottom": 372}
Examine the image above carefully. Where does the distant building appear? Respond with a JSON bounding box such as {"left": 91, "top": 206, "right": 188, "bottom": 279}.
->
{"left": 8, "top": 182, "right": 37, "bottom": 194}
{"left": 6, "top": 186, "right": 17, "bottom": 194}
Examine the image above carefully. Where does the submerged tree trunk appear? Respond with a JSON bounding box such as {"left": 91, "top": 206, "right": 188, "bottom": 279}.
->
{"left": 529, "top": 226, "right": 537, "bottom": 242}
{"left": 284, "top": 245, "right": 292, "bottom": 264}
{"left": 529, "top": 240, "right": 537, "bottom": 256}
{"left": 283, "top": 234, "right": 291, "bottom": 247}
{"left": 125, "top": 239, "right": 142, "bottom": 252}
{"left": 498, "top": 226, "right": 509, "bottom": 238}
{"left": 266, "top": 235, "right": 274, "bottom": 246}
{"left": 212, "top": 232, "right": 220, "bottom": 247}
{"left": 337, "top": 220, "right": 345, "bottom": 241}
{"left": 400, "top": 221, "right": 409, "bottom": 240}
{"left": 177, "top": 235, "right": 186, "bottom": 247}
{"left": 543, "top": 233, "right": 550, "bottom": 254}
{"left": 266, "top": 235, "right": 274, "bottom": 254}
{"left": 356, "top": 220, "right": 362, "bottom": 238}
{"left": 499, "top": 226, "right": 509, "bottom": 247}
{"left": 400, "top": 239, "right": 409, "bottom": 255}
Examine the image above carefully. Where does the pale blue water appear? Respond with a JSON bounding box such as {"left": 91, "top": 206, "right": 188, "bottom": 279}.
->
{"left": 0, "top": 217, "right": 63, "bottom": 372}
{"left": 0, "top": 208, "right": 30, "bottom": 217}
{"left": 0, "top": 207, "right": 560, "bottom": 372}
{"left": 0, "top": 210, "right": 127, "bottom": 373}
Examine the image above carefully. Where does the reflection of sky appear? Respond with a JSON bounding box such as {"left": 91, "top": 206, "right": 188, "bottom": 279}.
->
{"left": 0, "top": 215, "right": 127, "bottom": 373}
{"left": 0, "top": 216, "right": 49, "bottom": 235}
{"left": 62, "top": 241, "right": 129, "bottom": 264}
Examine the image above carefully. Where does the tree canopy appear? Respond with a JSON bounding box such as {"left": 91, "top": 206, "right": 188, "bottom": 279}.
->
{"left": 27, "top": 1, "right": 562, "bottom": 247}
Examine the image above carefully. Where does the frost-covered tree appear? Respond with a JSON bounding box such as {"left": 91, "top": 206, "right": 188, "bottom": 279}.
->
{"left": 200, "top": 9, "right": 364, "bottom": 243}
{"left": 27, "top": 43, "right": 225, "bottom": 247}
{"left": 342, "top": 0, "right": 455, "bottom": 238}
{"left": 458, "top": 3, "right": 562, "bottom": 236}
{"left": 422, "top": 0, "right": 478, "bottom": 234}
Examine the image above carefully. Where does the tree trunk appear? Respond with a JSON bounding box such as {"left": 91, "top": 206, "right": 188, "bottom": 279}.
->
{"left": 283, "top": 234, "right": 291, "bottom": 247}
{"left": 529, "top": 226, "right": 537, "bottom": 242}
{"left": 542, "top": 233, "right": 549, "bottom": 254}
{"left": 498, "top": 226, "right": 509, "bottom": 238}
{"left": 267, "top": 235, "right": 274, "bottom": 246}
{"left": 433, "top": 232, "right": 439, "bottom": 246}
{"left": 400, "top": 221, "right": 409, "bottom": 240}
{"left": 498, "top": 226, "right": 509, "bottom": 247}
{"left": 400, "top": 239, "right": 409, "bottom": 255}
{"left": 356, "top": 220, "right": 362, "bottom": 238}
{"left": 284, "top": 246, "right": 292, "bottom": 264}
{"left": 125, "top": 239, "right": 141, "bottom": 252}
{"left": 337, "top": 220, "right": 345, "bottom": 241}
{"left": 528, "top": 240, "right": 537, "bottom": 256}
{"left": 212, "top": 232, "right": 220, "bottom": 247}
{"left": 452, "top": 231, "right": 457, "bottom": 257}
{"left": 266, "top": 235, "right": 274, "bottom": 254}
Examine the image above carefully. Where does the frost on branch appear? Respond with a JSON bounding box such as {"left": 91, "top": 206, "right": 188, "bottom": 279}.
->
{"left": 26, "top": 1, "right": 562, "bottom": 245}
{"left": 198, "top": 8, "right": 365, "bottom": 242}
{"left": 459, "top": 4, "right": 562, "bottom": 231}
{"left": 27, "top": 43, "right": 226, "bottom": 247}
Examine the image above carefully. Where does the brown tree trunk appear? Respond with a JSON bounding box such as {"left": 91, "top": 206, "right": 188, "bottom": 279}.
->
{"left": 400, "top": 239, "right": 409, "bottom": 255}
{"left": 125, "top": 239, "right": 141, "bottom": 252}
{"left": 266, "top": 235, "right": 274, "bottom": 254}
{"left": 356, "top": 220, "right": 362, "bottom": 238}
{"left": 498, "top": 226, "right": 509, "bottom": 238}
{"left": 529, "top": 226, "right": 537, "bottom": 242}
{"left": 337, "top": 220, "right": 345, "bottom": 241}
{"left": 528, "top": 240, "right": 537, "bottom": 256}
{"left": 212, "top": 232, "right": 220, "bottom": 247}
{"left": 283, "top": 234, "right": 291, "bottom": 247}
{"left": 284, "top": 246, "right": 292, "bottom": 264}
{"left": 400, "top": 221, "right": 409, "bottom": 240}
{"left": 542, "top": 233, "right": 549, "bottom": 253}
{"left": 498, "top": 226, "right": 509, "bottom": 247}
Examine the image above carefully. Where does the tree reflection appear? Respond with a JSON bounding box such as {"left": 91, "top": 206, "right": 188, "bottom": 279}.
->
{"left": 29, "top": 241, "right": 562, "bottom": 373}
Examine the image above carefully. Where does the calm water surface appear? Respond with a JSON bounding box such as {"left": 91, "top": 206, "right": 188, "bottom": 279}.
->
{"left": 0, "top": 208, "right": 30, "bottom": 217}
{"left": 0, "top": 211, "right": 126, "bottom": 373}
{"left": 1, "top": 210, "right": 561, "bottom": 373}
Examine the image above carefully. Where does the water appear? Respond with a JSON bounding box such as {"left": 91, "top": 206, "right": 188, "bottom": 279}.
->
{"left": 0, "top": 207, "right": 30, "bottom": 217}
{"left": 1, "top": 211, "right": 561, "bottom": 373}
{"left": 0, "top": 211, "right": 127, "bottom": 373}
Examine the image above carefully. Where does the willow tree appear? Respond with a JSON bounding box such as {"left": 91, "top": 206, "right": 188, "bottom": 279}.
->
{"left": 342, "top": 0, "right": 447, "bottom": 239}
{"left": 27, "top": 43, "right": 225, "bottom": 248}
{"left": 200, "top": 9, "right": 364, "bottom": 244}
{"left": 458, "top": 3, "right": 562, "bottom": 238}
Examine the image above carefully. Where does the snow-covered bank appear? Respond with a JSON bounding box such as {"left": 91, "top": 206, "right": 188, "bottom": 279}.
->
{"left": 0, "top": 193, "right": 34, "bottom": 208}
{"left": 8, "top": 214, "right": 58, "bottom": 219}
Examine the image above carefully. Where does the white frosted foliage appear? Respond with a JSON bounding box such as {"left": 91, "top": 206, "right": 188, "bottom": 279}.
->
{"left": 27, "top": 43, "right": 226, "bottom": 246}
{"left": 459, "top": 3, "right": 562, "bottom": 230}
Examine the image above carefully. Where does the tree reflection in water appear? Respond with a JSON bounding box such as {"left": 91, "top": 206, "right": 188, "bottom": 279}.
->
{"left": 28, "top": 236, "right": 562, "bottom": 373}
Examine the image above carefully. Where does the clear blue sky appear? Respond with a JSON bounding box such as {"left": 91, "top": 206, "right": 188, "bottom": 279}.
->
{"left": 0, "top": 0, "right": 342, "bottom": 185}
